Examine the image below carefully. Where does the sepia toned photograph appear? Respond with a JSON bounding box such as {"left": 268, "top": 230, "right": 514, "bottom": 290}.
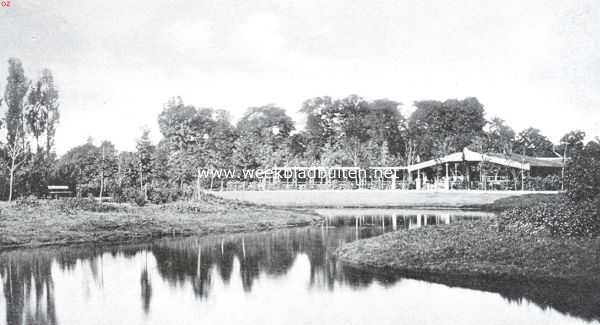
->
{"left": 0, "top": 1, "right": 599, "bottom": 324}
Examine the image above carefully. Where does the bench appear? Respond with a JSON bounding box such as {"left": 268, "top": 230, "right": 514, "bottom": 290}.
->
{"left": 48, "top": 185, "right": 73, "bottom": 199}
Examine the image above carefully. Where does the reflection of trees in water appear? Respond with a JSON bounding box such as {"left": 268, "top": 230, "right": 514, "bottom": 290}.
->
{"left": 140, "top": 251, "right": 152, "bottom": 315}
{"left": 0, "top": 244, "right": 150, "bottom": 324}
{"left": 1, "top": 218, "right": 599, "bottom": 323}
{"left": 140, "top": 268, "right": 152, "bottom": 314}
{"left": 150, "top": 226, "right": 385, "bottom": 295}
{"left": 0, "top": 252, "right": 57, "bottom": 325}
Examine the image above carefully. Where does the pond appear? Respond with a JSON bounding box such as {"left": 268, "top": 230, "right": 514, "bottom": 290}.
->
{"left": 0, "top": 209, "right": 598, "bottom": 325}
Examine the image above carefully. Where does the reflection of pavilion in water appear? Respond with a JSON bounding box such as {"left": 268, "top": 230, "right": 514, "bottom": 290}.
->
{"left": 320, "top": 209, "right": 489, "bottom": 236}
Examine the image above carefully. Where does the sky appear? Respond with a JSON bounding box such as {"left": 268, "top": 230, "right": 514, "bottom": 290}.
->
{"left": 0, "top": 0, "right": 599, "bottom": 154}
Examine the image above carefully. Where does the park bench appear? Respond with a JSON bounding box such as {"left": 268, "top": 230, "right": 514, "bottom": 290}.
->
{"left": 47, "top": 185, "right": 73, "bottom": 199}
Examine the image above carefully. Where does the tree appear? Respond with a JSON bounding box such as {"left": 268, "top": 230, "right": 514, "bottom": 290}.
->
{"left": 5, "top": 142, "right": 27, "bottom": 202}
{"left": 4, "top": 58, "right": 28, "bottom": 147}
{"left": 25, "top": 79, "right": 47, "bottom": 153}
{"left": 336, "top": 95, "right": 371, "bottom": 166}
{"left": 206, "top": 110, "right": 236, "bottom": 169}
{"left": 98, "top": 141, "right": 118, "bottom": 200}
{"left": 485, "top": 117, "right": 516, "bottom": 154}
{"left": 300, "top": 96, "right": 337, "bottom": 161}
{"left": 558, "top": 130, "right": 586, "bottom": 159}
{"left": 514, "top": 127, "right": 556, "bottom": 157}
{"left": 234, "top": 105, "right": 295, "bottom": 169}
{"left": 55, "top": 140, "right": 99, "bottom": 197}
{"left": 364, "top": 99, "right": 405, "bottom": 165}
{"left": 158, "top": 97, "right": 214, "bottom": 153}
{"left": 232, "top": 129, "right": 263, "bottom": 170}
{"left": 3, "top": 58, "right": 30, "bottom": 201}
{"left": 136, "top": 129, "right": 155, "bottom": 199}
{"left": 409, "top": 97, "right": 486, "bottom": 160}
{"left": 158, "top": 97, "right": 215, "bottom": 192}
{"left": 237, "top": 105, "right": 294, "bottom": 140}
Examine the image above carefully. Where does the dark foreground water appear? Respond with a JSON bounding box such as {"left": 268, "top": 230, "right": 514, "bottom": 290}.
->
{"left": 0, "top": 209, "right": 598, "bottom": 325}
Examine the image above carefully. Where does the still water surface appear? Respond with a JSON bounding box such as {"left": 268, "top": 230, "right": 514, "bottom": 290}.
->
{"left": 0, "top": 209, "right": 598, "bottom": 325}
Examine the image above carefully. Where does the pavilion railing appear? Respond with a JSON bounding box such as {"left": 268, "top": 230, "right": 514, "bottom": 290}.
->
{"left": 213, "top": 176, "right": 561, "bottom": 191}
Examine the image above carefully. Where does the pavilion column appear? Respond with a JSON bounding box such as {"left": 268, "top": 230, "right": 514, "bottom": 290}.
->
{"left": 466, "top": 163, "right": 470, "bottom": 190}
{"left": 445, "top": 162, "right": 449, "bottom": 190}
{"left": 391, "top": 170, "right": 396, "bottom": 190}
{"left": 416, "top": 169, "right": 421, "bottom": 190}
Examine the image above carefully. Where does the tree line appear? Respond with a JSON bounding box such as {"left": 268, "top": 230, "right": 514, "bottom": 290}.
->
{"left": 0, "top": 57, "right": 596, "bottom": 202}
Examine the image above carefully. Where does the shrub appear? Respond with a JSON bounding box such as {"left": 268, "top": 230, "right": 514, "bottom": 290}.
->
{"left": 565, "top": 141, "right": 600, "bottom": 201}
{"left": 51, "top": 198, "right": 123, "bottom": 213}
{"left": 525, "top": 175, "right": 561, "bottom": 191}
{"left": 500, "top": 195, "right": 600, "bottom": 237}
{"left": 134, "top": 192, "right": 146, "bottom": 206}
{"left": 541, "top": 174, "right": 561, "bottom": 190}
{"left": 14, "top": 196, "right": 41, "bottom": 208}
{"left": 148, "top": 187, "right": 179, "bottom": 204}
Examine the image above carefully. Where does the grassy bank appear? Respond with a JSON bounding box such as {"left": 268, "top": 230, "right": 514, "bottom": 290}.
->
{"left": 468, "top": 193, "right": 559, "bottom": 211}
{"left": 336, "top": 220, "right": 600, "bottom": 283}
{"left": 0, "top": 196, "right": 321, "bottom": 249}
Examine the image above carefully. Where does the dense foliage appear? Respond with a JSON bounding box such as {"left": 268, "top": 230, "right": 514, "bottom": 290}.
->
{"left": 501, "top": 141, "right": 600, "bottom": 237}
{"left": 501, "top": 196, "right": 600, "bottom": 237}
{"left": 565, "top": 141, "right": 600, "bottom": 201}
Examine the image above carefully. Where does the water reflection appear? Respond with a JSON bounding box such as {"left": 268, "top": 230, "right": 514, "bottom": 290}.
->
{"left": 0, "top": 209, "right": 598, "bottom": 325}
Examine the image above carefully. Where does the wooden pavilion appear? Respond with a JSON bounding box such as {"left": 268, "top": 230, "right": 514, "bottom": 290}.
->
{"left": 406, "top": 148, "right": 564, "bottom": 191}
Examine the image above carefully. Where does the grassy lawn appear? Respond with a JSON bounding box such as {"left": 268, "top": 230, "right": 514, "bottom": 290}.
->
{"left": 0, "top": 197, "right": 320, "bottom": 249}
{"left": 213, "top": 190, "right": 548, "bottom": 208}
{"left": 336, "top": 220, "right": 600, "bottom": 283}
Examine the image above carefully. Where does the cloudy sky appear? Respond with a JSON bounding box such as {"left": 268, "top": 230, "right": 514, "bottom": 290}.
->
{"left": 1, "top": 0, "right": 598, "bottom": 153}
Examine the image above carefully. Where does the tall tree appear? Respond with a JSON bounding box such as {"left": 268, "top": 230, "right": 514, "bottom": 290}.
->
{"left": 136, "top": 129, "right": 155, "bottom": 198}
{"left": 98, "top": 141, "right": 118, "bottom": 200}
{"left": 300, "top": 96, "right": 338, "bottom": 161}
{"left": 40, "top": 69, "right": 60, "bottom": 156}
{"left": 3, "top": 58, "right": 30, "bottom": 201}
{"left": 4, "top": 58, "right": 28, "bottom": 147}
{"left": 234, "top": 105, "right": 295, "bottom": 168}
{"left": 206, "top": 110, "right": 237, "bottom": 169}
{"left": 25, "top": 79, "right": 46, "bottom": 153}
{"left": 409, "top": 97, "right": 486, "bottom": 160}
{"left": 237, "top": 105, "right": 294, "bottom": 144}
{"left": 158, "top": 97, "right": 214, "bottom": 153}
{"left": 158, "top": 97, "right": 215, "bottom": 191}
{"left": 364, "top": 99, "right": 405, "bottom": 164}
{"left": 335, "top": 95, "right": 371, "bottom": 166}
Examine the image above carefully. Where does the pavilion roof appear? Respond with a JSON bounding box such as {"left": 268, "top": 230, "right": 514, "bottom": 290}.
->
{"left": 406, "top": 148, "right": 564, "bottom": 172}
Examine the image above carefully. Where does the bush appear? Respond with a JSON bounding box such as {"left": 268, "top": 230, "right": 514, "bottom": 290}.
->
{"left": 14, "top": 196, "right": 41, "bottom": 208}
{"left": 566, "top": 141, "right": 600, "bottom": 201}
{"left": 148, "top": 187, "right": 179, "bottom": 204}
{"left": 134, "top": 192, "right": 146, "bottom": 206}
{"left": 51, "top": 198, "right": 123, "bottom": 213}
{"left": 500, "top": 195, "right": 600, "bottom": 237}
{"left": 525, "top": 175, "right": 561, "bottom": 191}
